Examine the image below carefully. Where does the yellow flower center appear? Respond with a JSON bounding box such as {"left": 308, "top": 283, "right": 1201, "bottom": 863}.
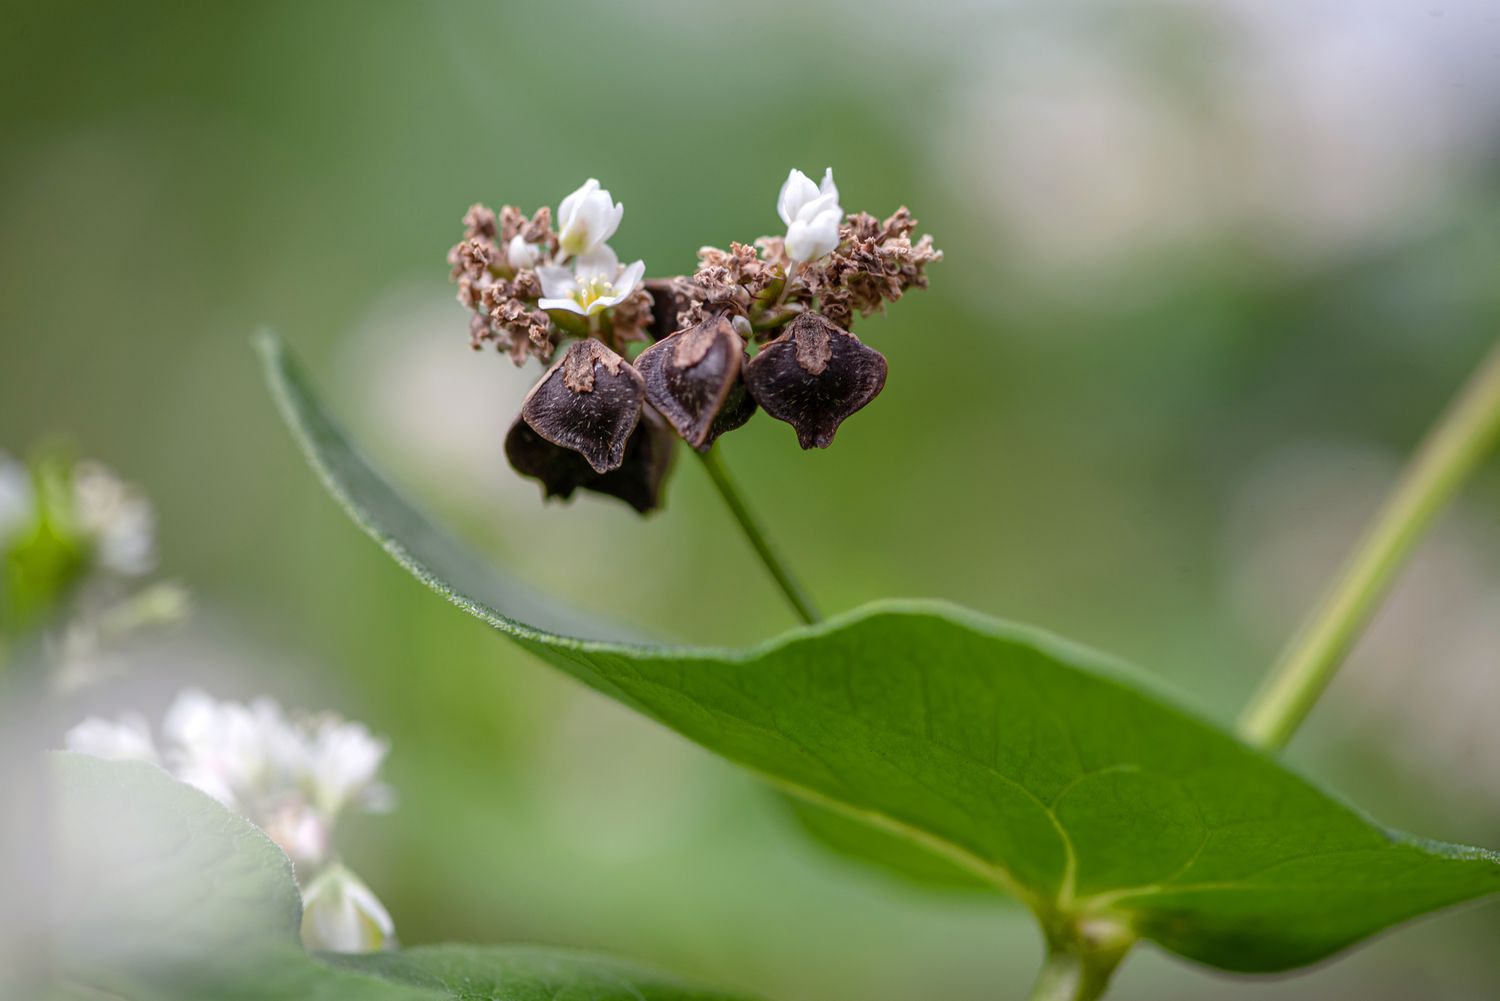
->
{"left": 572, "top": 273, "right": 617, "bottom": 310}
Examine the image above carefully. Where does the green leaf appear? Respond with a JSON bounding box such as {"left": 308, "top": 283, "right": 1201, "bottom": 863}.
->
{"left": 260, "top": 331, "right": 1500, "bottom": 975}
{"left": 782, "top": 796, "right": 994, "bottom": 893}
{"left": 50, "top": 753, "right": 752, "bottom": 1000}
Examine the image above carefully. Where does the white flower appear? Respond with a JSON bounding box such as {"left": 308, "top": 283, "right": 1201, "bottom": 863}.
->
{"left": 507, "top": 234, "right": 540, "bottom": 270}
{"left": 300, "top": 864, "right": 396, "bottom": 953}
{"left": 65, "top": 712, "right": 158, "bottom": 763}
{"left": 0, "top": 453, "right": 32, "bottom": 547}
{"left": 556, "top": 178, "right": 624, "bottom": 258}
{"left": 72, "top": 462, "right": 156, "bottom": 577}
{"left": 536, "top": 245, "right": 645, "bottom": 317}
{"left": 777, "top": 167, "right": 844, "bottom": 263}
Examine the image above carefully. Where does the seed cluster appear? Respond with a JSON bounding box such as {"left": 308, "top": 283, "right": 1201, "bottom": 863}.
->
{"left": 448, "top": 171, "right": 941, "bottom": 513}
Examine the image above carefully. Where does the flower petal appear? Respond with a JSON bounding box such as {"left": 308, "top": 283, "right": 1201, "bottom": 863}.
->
{"left": 792, "top": 190, "right": 841, "bottom": 225}
{"left": 535, "top": 265, "right": 577, "bottom": 300}
{"left": 557, "top": 178, "right": 599, "bottom": 233}
{"left": 574, "top": 244, "right": 619, "bottom": 283}
{"left": 777, "top": 168, "right": 820, "bottom": 227}
{"left": 614, "top": 259, "right": 646, "bottom": 296}
{"left": 538, "top": 297, "right": 588, "bottom": 315}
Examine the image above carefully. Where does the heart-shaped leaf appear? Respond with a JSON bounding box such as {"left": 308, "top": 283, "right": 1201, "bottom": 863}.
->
{"left": 48, "top": 752, "right": 753, "bottom": 1001}
{"left": 259, "top": 332, "right": 1500, "bottom": 976}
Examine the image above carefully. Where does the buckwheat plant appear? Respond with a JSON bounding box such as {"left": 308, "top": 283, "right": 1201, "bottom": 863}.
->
{"left": 51, "top": 165, "right": 1500, "bottom": 1000}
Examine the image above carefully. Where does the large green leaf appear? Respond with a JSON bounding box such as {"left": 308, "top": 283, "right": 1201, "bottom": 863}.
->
{"left": 49, "top": 753, "right": 752, "bottom": 1000}
{"left": 260, "top": 332, "right": 1500, "bottom": 975}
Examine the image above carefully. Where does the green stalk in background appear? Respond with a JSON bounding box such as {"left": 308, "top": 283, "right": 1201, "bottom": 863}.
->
{"left": 1241, "top": 337, "right": 1500, "bottom": 749}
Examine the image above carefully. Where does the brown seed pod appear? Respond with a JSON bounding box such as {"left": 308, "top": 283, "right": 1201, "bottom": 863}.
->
{"left": 504, "top": 405, "right": 677, "bottom": 514}
{"left": 643, "top": 277, "right": 693, "bottom": 342}
{"left": 634, "top": 313, "right": 756, "bottom": 451}
{"left": 743, "top": 312, "right": 887, "bottom": 449}
{"left": 520, "top": 339, "right": 645, "bottom": 473}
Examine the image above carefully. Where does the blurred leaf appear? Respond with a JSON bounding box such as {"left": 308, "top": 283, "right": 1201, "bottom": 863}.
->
{"left": 52, "top": 753, "right": 751, "bottom": 1000}
{"left": 262, "top": 331, "right": 1500, "bottom": 974}
{"left": 328, "top": 946, "right": 747, "bottom": 1001}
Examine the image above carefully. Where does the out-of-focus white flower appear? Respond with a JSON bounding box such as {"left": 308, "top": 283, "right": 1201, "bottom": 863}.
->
{"left": 556, "top": 178, "right": 624, "bottom": 258}
{"left": 64, "top": 711, "right": 158, "bottom": 763}
{"left": 777, "top": 167, "right": 843, "bottom": 263}
{"left": 0, "top": 453, "right": 32, "bottom": 546}
{"left": 507, "top": 234, "right": 541, "bottom": 270}
{"left": 537, "top": 245, "right": 645, "bottom": 317}
{"left": 299, "top": 864, "right": 396, "bottom": 953}
{"left": 66, "top": 689, "right": 392, "bottom": 871}
{"left": 72, "top": 462, "right": 156, "bottom": 577}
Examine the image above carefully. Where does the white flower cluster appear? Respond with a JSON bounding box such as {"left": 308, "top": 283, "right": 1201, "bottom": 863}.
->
{"left": 66, "top": 689, "right": 397, "bottom": 953}
{"left": 536, "top": 178, "right": 646, "bottom": 318}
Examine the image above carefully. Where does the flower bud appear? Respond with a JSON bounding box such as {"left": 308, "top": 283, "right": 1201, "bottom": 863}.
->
{"left": 506, "top": 234, "right": 540, "bottom": 270}
{"left": 743, "top": 312, "right": 887, "bottom": 449}
{"left": 634, "top": 313, "right": 756, "bottom": 451}
{"left": 520, "top": 339, "right": 645, "bottom": 473}
{"left": 300, "top": 864, "right": 396, "bottom": 953}
{"left": 505, "top": 405, "right": 676, "bottom": 514}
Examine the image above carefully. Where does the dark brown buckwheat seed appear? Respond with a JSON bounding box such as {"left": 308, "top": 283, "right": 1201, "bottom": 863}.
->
{"left": 743, "top": 312, "right": 887, "bottom": 449}
{"left": 520, "top": 339, "right": 645, "bottom": 473}
{"left": 504, "top": 405, "right": 676, "bottom": 514}
{"left": 635, "top": 313, "right": 756, "bottom": 451}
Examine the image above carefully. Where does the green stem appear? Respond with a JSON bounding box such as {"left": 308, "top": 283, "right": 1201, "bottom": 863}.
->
{"left": 1027, "top": 941, "right": 1123, "bottom": 1001}
{"left": 695, "top": 448, "right": 821, "bottom": 625}
{"left": 1239, "top": 337, "right": 1500, "bottom": 750}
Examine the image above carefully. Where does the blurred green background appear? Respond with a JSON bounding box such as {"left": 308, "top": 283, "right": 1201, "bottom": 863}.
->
{"left": 5, "top": 1, "right": 1500, "bottom": 997}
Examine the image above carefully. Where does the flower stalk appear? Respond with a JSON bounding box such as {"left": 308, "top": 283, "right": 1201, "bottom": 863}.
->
{"left": 1240, "top": 336, "right": 1500, "bottom": 750}
{"left": 695, "top": 448, "right": 821, "bottom": 625}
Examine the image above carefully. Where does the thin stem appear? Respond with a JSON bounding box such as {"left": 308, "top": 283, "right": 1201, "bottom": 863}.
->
{"left": 1027, "top": 942, "right": 1123, "bottom": 1001}
{"left": 1239, "top": 337, "right": 1500, "bottom": 750}
{"left": 695, "top": 448, "right": 821, "bottom": 625}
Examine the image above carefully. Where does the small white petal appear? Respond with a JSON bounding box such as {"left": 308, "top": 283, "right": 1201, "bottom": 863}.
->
{"left": 613, "top": 259, "right": 645, "bottom": 297}
{"left": 777, "top": 168, "right": 821, "bottom": 227}
{"left": 65, "top": 712, "right": 159, "bottom": 764}
{"left": 72, "top": 462, "right": 156, "bottom": 576}
{"left": 262, "top": 802, "right": 330, "bottom": 870}
{"left": 538, "top": 297, "right": 590, "bottom": 315}
{"left": 597, "top": 199, "right": 624, "bottom": 246}
{"left": 506, "top": 234, "right": 540, "bottom": 270}
{"left": 791, "top": 190, "right": 840, "bottom": 225}
{"left": 535, "top": 265, "right": 578, "bottom": 301}
{"left": 819, "top": 167, "right": 838, "bottom": 199}
{"left": 574, "top": 244, "right": 620, "bottom": 284}
{"left": 300, "top": 865, "right": 396, "bottom": 953}
{"left": 308, "top": 717, "right": 389, "bottom": 817}
{"left": 557, "top": 178, "right": 600, "bottom": 234}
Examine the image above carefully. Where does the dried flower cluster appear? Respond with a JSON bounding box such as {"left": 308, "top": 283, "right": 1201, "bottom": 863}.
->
{"left": 449, "top": 169, "right": 941, "bottom": 513}
{"left": 67, "top": 689, "right": 398, "bottom": 953}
